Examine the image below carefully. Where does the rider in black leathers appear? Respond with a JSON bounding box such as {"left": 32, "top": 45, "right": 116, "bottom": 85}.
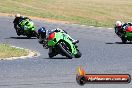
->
{"left": 115, "top": 21, "right": 132, "bottom": 37}
{"left": 13, "top": 14, "right": 31, "bottom": 35}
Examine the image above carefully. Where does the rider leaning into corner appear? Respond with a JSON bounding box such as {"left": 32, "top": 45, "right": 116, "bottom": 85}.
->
{"left": 13, "top": 13, "right": 31, "bottom": 35}
{"left": 37, "top": 27, "right": 79, "bottom": 57}
{"left": 115, "top": 21, "right": 132, "bottom": 37}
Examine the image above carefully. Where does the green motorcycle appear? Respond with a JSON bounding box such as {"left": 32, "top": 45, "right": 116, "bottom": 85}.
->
{"left": 17, "top": 19, "right": 38, "bottom": 38}
{"left": 115, "top": 26, "right": 132, "bottom": 43}
{"left": 47, "top": 32, "right": 81, "bottom": 59}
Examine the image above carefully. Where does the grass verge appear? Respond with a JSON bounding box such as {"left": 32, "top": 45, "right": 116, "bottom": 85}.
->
{"left": 0, "top": 44, "right": 28, "bottom": 58}
{"left": 0, "top": 0, "right": 132, "bottom": 27}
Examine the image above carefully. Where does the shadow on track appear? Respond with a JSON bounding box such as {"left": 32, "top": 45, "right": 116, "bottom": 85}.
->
{"left": 44, "top": 57, "right": 71, "bottom": 59}
{"left": 5, "top": 37, "right": 37, "bottom": 39}
{"left": 106, "top": 42, "right": 132, "bottom": 44}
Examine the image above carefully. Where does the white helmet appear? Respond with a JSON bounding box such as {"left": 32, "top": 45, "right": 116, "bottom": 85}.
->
{"left": 115, "top": 21, "right": 122, "bottom": 27}
{"left": 15, "top": 13, "right": 21, "bottom": 17}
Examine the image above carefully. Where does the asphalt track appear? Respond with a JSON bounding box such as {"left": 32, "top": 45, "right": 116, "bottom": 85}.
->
{"left": 0, "top": 16, "right": 132, "bottom": 88}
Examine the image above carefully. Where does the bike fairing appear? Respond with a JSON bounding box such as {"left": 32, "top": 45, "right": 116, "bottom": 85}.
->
{"left": 38, "top": 28, "right": 81, "bottom": 58}
{"left": 13, "top": 17, "right": 38, "bottom": 38}
{"left": 47, "top": 31, "right": 81, "bottom": 58}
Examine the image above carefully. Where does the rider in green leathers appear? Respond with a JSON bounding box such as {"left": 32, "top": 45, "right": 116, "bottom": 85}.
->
{"left": 38, "top": 27, "right": 79, "bottom": 57}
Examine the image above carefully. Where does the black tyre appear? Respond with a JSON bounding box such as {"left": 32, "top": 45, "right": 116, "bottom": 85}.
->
{"left": 58, "top": 42, "right": 73, "bottom": 59}
{"left": 75, "top": 50, "right": 82, "bottom": 58}
{"left": 49, "top": 53, "right": 54, "bottom": 58}
{"left": 17, "top": 32, "right": 21, "bottom": 36}
{"left": 27, "top": 35, "right": 31, "bottom": 39}
{"left": 48, "top": 48, "right": 57, "bottom": 58}
{"left": 121, "top": 37, "right": 127, "bottom": 44}
{"left": 16, "top": 29, "right": 21, "bottom": 36}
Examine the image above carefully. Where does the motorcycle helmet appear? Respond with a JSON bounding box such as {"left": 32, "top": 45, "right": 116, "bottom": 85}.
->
{"left": 115, "top": 21, "right": 122, "bottom": 27}
{"left": 38, "top": 27, "right": 46, "bottom": 39}
{"left": 15, "top": 13, "right": 21, "bottom": 17}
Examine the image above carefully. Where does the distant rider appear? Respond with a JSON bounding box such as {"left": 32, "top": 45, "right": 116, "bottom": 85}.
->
{"left": 37, "top": 27, "right": 79, "bottom": 57}
{"left": 115, "top": 21, "right": 132, "bottom": 36}
{"left": 13, "top": 14, "right": 31, "bottom": 35}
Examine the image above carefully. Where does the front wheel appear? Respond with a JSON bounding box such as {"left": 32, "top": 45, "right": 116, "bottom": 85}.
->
{"left": 49, "top": 53, "right": 54, "bottom": 58}
{"left": 16, "top": 28, "right": 21, "bottom": 36}
{"left": 58, "top": 42, "right": 73, "bottom": 59}
{"left": 121, "top": 37, "right": 127, "bottom": 44}
{"left": 75, "top": 50, "right": 82, "bottom": 58}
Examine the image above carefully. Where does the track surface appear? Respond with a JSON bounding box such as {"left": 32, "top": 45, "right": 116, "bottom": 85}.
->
{"left": 0, "top": 16, "right": 132, "bottom": 88}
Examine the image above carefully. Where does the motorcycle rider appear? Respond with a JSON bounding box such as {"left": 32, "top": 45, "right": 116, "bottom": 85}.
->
{"left": 115, "top": 21, "right": 132, "bottom": 36}
{"left": 13, "top": 14, "right": 31, "bottom": 35}
{"left": 38, "top": 27, "right": 79, "bottom": 57}
{"left": 115, "top": 21, "right": 123, "bottom": 36}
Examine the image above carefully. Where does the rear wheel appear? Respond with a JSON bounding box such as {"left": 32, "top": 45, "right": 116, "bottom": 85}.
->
{"left": 26, "top": 30, "right": 33, "bottom": 38}
{"left": 75, "top": 50, "right": 82, "bottom": 58}
{"left": 58, "top": 42, "right": 73, "bottom": 59}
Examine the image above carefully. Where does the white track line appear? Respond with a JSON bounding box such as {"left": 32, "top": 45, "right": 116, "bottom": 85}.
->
{"left": 0, "top": 46, "right": 40, "bottom": 60}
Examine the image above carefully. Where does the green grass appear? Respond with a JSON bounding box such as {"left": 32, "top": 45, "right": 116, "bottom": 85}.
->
{"left": 0, "top": 0, "right": 132, "bottom": 27}
{"left": 0, "top": 44, "right": 28, "bottom": 58}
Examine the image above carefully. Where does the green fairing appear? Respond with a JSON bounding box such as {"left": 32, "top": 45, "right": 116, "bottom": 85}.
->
{"left": 48, "top": 32, "right": 78, "bottom": 55}
{"left": 19, "top": 19, "right": 36, "bottom": 32}
{"left": 124, "top": 32, "right": 132, "bottom": 41}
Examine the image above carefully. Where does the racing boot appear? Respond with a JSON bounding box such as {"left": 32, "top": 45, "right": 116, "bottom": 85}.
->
{"left": 64, "top": 33, "right": 79, "bottom": 44}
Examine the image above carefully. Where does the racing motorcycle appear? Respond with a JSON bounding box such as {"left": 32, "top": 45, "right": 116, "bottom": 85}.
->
{"left": 47, "top": 31, "right": 82, "bottom": 59}
{"left": 16, "top": 19, "right": 38, "bottom": 38}
{"left": 115, "top": 25, "right": 132, "bottom": 43}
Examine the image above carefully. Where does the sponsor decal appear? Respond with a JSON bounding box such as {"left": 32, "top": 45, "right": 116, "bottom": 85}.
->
{"left": 76, "top": 67, "right": 131, "bottom": 85}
